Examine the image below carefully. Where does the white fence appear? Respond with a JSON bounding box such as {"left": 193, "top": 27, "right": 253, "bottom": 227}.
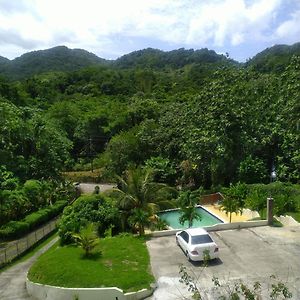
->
{"left": 0, "top": 218, "right": 58, "bottom": 266}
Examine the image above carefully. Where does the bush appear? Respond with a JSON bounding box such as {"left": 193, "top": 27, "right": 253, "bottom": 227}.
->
{"left": 0, "top": 200, "right": 68, "bottom": 241}
{"left": 245, "top": 182, "right": 300, "bottom": 216}
{"left": 58, "top": 194, "right": 121, "bottom": 245}
{"left": 24, "top": 200, "right": 67, "bottom": 230}
{"left": 0, "top": 221, "right": 30, "bottom": 240}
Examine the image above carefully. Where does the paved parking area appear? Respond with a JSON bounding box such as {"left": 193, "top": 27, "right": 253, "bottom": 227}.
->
{"left": 146, "top": 226, "right": 300, "bottom": 299}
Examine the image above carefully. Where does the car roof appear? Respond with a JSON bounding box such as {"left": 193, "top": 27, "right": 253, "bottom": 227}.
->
{"left": 184, "top": 228, "right": 209, "bottom": 236}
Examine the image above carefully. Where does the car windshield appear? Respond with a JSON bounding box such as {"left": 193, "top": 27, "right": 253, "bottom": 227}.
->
{"left": 191, "top": 234, "right": 213, "bottom": 245}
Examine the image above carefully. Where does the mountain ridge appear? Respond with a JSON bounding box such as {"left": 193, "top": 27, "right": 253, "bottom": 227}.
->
{"left": 1, "top": 42, "right": 300, "bottom": 80}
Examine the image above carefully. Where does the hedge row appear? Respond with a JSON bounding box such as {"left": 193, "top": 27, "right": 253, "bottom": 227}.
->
{"left": 0, "top": 200, "right": 68, "bottom": 241}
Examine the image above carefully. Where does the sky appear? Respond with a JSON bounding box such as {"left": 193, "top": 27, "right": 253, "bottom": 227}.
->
{"left": 0, "top": 0, "right": 300, "bottom": 62}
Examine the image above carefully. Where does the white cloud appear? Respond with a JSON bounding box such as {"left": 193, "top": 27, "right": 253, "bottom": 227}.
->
{"left": 274, "top": 9, "right": 300, "bottom": 44}
{"left": 0, "top": 0, "right": 299, "bottom": 60}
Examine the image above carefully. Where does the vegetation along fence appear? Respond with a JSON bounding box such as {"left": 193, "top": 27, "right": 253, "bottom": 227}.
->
{"left": 0, "top": 218, "right": 58, "bottom": 266}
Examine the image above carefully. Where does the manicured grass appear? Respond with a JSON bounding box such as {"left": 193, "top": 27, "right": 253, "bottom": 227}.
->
{"left": 28, "top": 235, "right": 154, "bottom": 292}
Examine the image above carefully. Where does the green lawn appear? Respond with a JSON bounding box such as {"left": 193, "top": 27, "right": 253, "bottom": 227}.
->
{"left": 28, "top": 234, "right": 154, "bottom": 292}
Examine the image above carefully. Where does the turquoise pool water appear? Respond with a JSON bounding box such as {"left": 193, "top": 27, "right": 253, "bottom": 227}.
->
{"left": 158, "top": 207, "right": 223, "bottom": 229}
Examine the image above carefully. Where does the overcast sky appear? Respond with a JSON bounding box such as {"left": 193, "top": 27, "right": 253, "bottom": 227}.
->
{"left": 0, "top": 0, "right": 299, "bottom": 62}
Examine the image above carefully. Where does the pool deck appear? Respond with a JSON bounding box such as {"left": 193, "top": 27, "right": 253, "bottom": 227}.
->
{"left": 203, "top": 204, "right": 252, "bottom": 223}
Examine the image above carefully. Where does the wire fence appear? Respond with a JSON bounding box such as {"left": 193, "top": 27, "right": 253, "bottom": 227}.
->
{"left": 0, "top": 218, "right": 59, "bottom": 266}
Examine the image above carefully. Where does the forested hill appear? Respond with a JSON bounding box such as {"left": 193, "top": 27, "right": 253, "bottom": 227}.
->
{"left": 0, "top": 56, "right": 9, "bottom": 64}
{"left": 0, "top": 46, "right": 238, "bottom": 80}
{"left": 0, "top": 40, "right": 299, "bottom": 189}
{"left": 114, "top": 47, "right": 238, "bottom": 69}
{"left": 0, "top": 46, "right": 108, "bottom": 80}
{"left": 246, "top": 42, "right": 300, "bottom": 73}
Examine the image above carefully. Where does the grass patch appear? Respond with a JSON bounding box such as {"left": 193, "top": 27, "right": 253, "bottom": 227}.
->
{"left": 0, "top": 231, "right": 58, "bottom": 273}
{"left": 286, "top": 211, "right": 300, "bottom": 223}
{"left": 250, "top": 216, "right": 283, "bottom": 227}
{"left": 28, "top": 235, "right": 154, "bottom": 292}
{"left": 62, "top": 169, "right": 102, "bottom": 183}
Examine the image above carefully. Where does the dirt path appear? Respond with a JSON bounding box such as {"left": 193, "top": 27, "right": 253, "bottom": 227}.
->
{"left": 78, "top": 183, "right": 116, "bottom": 194}
{"left": 0, "top": 236, "right": 59, "bottom": 300}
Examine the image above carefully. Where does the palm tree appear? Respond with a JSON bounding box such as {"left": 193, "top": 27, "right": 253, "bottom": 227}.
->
{"left": 114, "top": 167, "right": 176, "bottom": 235}
{"left": 178, "top": 190, "right": 202, "bottom": 228}
{"left": 220, "top": 197, "right": 243, "bottom": 223}
{"left": 221, "top": 183, "right": 245, "bottom": 223}
{"left": 72, "top": 223, "right": 99, "bottom": 256}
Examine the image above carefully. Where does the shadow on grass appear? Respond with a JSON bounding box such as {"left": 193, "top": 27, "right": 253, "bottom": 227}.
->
{"left": 80, "top": 251, "right": 102, "bottom": 261}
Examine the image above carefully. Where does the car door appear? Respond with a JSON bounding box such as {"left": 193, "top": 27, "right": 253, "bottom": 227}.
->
{"left": 178, "top": 231, "right": 189, "bottom": 252}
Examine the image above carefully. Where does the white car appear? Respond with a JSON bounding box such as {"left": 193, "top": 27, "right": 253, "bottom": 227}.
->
{"left": 176, "top": 228, "right": 219, "bottom": 262}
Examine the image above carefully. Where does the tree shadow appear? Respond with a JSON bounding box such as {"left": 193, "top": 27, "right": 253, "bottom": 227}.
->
{"left": 80, "top": 251, "right": 102, "bottom": 261}
{"left": 190, "top": 257, "right": 223, "bottom": 267}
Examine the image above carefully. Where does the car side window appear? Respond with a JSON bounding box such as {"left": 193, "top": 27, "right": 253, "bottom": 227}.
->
{"left": 185, "top": 232, "right": 190, "bottom": 243}
{"left": 180, "top": 231, "right": 189, "bottom": 243}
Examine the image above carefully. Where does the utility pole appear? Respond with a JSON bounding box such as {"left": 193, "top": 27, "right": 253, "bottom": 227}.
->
{"left": 89, "top": 137, "right": 94, "bottom": 172}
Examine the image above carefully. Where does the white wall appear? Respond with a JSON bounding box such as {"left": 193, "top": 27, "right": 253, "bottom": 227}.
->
{"left": 151, "top": 220, "right": 268, "bottom": 237}
{"left": 27, "top": 279, "right": 126, "bottom": 300}
{"left": 27, "top": 279, "right": 155, "bottom": 300}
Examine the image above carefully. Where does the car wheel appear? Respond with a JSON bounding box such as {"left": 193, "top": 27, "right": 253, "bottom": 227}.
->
{"left": 186, "top": 251, "right": 191, "bottom": 262}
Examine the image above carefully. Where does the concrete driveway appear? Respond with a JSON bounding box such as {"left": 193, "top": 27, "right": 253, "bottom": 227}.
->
{"left": 147, "top": 226, "right": 300, "bottom": 299}
{"left": 0, "top": 236, "right": 58, "bottom": 300}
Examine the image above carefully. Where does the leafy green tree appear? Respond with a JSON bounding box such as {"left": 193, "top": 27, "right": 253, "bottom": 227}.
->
{"left": 145, "top": 156, "right": 176, "bottom": 185}
{"left": 22, "top": 180, "right": 43, "bottom": 208}
{"left": 106, "top": 127, "right": 143, "bottom": 175}
{"left": 238, "top": 155, "right": 268, "bottom": 184}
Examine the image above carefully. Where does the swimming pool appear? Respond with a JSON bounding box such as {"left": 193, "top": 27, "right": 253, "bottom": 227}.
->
{"left": 158, "top": 206, "right": 224, "bottom": 229}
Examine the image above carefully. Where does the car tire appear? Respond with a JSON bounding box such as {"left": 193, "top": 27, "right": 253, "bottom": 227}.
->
{"left": 186, "top": 251, "right": 191, "bottom": 262}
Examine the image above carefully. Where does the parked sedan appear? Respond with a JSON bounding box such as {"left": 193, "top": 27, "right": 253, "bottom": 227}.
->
{"left": 176, "top": 228, "right": 219, "bottom": 261}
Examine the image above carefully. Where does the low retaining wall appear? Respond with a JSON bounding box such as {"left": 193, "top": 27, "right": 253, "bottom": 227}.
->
{"left": 26, "top": 279, "right": 155, "bottom": 300}
{"left": 151, "top": 220, "right": 268, "bottom": 237}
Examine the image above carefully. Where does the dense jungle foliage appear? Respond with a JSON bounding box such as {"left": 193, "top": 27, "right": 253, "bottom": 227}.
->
{"left": 0, "top": 44, "right": 299, "bottom": 231}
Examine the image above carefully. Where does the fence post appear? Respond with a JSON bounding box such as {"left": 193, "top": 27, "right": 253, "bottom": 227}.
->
{"left": 4, "top": 248, "right": 7, "bottom": 263}
{"left": 16, "top": 242, "right": 19, "bottom": 256}
{"left": 267, "top": 197, "right": 274, "bottom": 225}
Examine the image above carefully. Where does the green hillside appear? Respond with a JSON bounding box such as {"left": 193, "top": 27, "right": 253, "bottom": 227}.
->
{"left": 246, "top": 42, "right": 300, "bottom": 73}
{"left": 0, "top": 43, "right": 299, "bottom": 188}
{"left": 0, "top": 46, "right": 108, "bottom": 80}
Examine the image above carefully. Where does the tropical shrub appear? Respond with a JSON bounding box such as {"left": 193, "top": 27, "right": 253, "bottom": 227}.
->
{"left": 72, "top": 223, "right": 99, "bottom": 257}
{"left": 0, "top": 200, "right": 67, "bottom": 240}
{"left": 0, "top": 221, "right": 30, "bottom": 240}
{"left": 58, "top": 194, "right": 120, "bottom": 244}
